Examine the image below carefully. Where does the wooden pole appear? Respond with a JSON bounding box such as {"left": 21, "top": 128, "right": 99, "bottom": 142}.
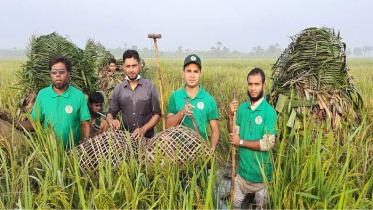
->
{"left": 153, "top": 39, "right": 166, "bottom": 130}
{"left": 0, "top": 78, "right": 2, "bottom": 109}
{"left": 230, "top": 89, "right": 237, "bottom": 203}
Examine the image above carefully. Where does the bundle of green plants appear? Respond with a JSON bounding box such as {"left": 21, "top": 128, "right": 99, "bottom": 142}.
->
{"left": 270, "top": 27, "right": 363, "bottom": 134}
{"left": 16, "top": 32, "right": 113, "bottom": 118}
{"left": 98, "top": 57, "right": 148, "bottom": 99}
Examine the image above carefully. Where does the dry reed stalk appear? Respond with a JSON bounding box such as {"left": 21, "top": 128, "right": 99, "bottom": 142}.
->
{"left": 0, "top": 119, "right": 24, "bottom": 147}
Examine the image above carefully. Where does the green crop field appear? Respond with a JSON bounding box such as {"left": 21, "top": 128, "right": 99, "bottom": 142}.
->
{"left": 0, "top": 58, "right": 373, "bottom": 208}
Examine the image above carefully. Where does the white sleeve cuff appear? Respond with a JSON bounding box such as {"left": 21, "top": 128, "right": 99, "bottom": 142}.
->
{"left": 259, "top": 134, "right": 275, "bottom": 151}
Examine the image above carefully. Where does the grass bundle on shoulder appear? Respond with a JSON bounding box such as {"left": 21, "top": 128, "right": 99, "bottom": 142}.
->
{"left": 16, "top": 32, "right": 113, "bottom": 118}
{"left": 270, "top": 27, "right": 363, "bottom": 134}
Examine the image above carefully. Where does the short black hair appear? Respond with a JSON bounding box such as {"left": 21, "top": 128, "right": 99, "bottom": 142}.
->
{"left": 122, "top": 50, "right": 141, "bottom": 63}
{"left": 247, "top": 68, "right": 265, "bottom": 83}
{"left": 109, "top": 58, "right": 117, "bottom": 65}
{"left": 49, "top": 55, "right": 72, "bottom": 71}
{"left": 88, "top": 92, "right": 104, "bottom": 104}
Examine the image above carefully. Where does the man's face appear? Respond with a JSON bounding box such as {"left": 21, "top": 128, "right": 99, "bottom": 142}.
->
{"left": 89, "top": 102, "right": 103, "bottom": 114}
{"left": 247, "top": 73, "right": 265, "bottom": 102}
{"left": 183, "top": 63, "right": 201, "bottom": 88}
{"left": 109, "top": 63, "right": 117, "bottom": 72}
{"left": 50, "top": 62, "right": 70, "bottom": 90}
{"left": 123, "top": 57, "right": 141, "bottom": 80}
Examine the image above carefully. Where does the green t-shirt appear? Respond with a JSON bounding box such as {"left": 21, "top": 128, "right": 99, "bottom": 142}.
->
{"left": 31, "top": 84, "right": 91, "bottom": 149}
{"left": 167, "top": 85, "right": 219, "bottom": 140}
{"left": 236, "top": 97, "right": 277, "bottom": 183}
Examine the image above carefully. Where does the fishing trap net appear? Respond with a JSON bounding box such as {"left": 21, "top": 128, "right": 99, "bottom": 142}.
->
{"left": 71, "top": 129, "right": 148, "bottom": 172}
{"left": 72, "top": 125, "right": 210, "bottom": 171}
{"left": 146, "top": 125, "right": 210, "bottom": 166}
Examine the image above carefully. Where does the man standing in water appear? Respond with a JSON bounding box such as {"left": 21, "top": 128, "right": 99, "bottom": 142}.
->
{"left": 228, "top": 68, "right": 277, "bottom": 209}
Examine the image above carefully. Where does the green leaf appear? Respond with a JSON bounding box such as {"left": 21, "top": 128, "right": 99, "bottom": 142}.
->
{"left": 296, "top": 192, "right": 321, "bottom": 200}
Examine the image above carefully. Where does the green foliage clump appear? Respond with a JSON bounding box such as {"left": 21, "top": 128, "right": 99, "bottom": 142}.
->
{"left": 270, "top": 27, "right": 363, "bottom": 131}
{"left": 16, "top": 32, "right": 114, "bottom": 117}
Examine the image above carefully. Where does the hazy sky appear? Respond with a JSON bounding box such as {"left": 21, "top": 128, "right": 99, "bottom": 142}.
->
{"left": 1, "top": 0, "right": 372, "bottom": 52}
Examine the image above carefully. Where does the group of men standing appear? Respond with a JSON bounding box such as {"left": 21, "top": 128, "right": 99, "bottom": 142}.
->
{"left": 8, "top": 49, "right": 277, "bottom": 209}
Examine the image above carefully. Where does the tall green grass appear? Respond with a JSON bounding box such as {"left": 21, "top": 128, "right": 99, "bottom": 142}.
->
{"left": 0, "top": 58, "right": 25, "bottom": 112}
{"left": 1, "top": 58, "right": 372, "bottom": 208}
{"left": 0, "top": 118, "right": 217, "bottom": 208}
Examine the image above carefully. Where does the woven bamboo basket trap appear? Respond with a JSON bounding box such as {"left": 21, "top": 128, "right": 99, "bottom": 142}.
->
{"left": 146, "top": 125, "right": 210, "bottom": 165}
{"left": 72, "top": 129, "right": 148, "bottom": 172}
{"left": 72, "top": 125, "right": 210, "bottom": 171}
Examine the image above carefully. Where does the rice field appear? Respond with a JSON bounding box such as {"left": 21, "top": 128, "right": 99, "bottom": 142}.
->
{"left": 0, "top": 58, "right": 372, "bottom": 208}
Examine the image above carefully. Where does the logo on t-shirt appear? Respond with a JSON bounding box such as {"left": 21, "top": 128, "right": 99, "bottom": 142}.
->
{"left": 255, "top": 116, "right": 262, "bottom": 125}
{"left": 197, "top": 102, "right": 204, "bottom": 110}
{"left": 65, "top": 105, "right": 73, "bottom": 114}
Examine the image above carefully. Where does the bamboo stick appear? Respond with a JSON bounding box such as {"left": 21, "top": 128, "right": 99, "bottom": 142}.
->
{"left": 0, "top": 78, "right": 2, "bottom": 109}
{"left": 153, "top": 39, "right": 166, "bottom": 130}
{"left": 230, "top": 89, "right": 237, "bottom": 203}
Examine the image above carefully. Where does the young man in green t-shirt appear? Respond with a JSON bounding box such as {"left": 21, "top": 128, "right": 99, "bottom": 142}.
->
{"left": 10, "top": 55, "right": 91, "bottom": 149}
{"left": 166, "top": 54, "right": 220, "bottom": 151}
{"left": 228, "top": 68, "right": 277, "bottom": 209}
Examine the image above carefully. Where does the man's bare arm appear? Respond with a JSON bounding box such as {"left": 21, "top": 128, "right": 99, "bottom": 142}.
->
{"left": 81, "top": 120, "right": 90, "bottom": 140}
{"left": 229, "top": 133, "right": 275, "bottom": 151}
{"left": 209, "top": 119, "right": 220, "bottom": 151}
{"left": 106, "top": 113, "right": 121, "bottom": 130}
{"left": 8, "top": 118, "right": 35, "bottom": 131}
{"left": 100, "top": 120, "right": 108, "bottom": 133}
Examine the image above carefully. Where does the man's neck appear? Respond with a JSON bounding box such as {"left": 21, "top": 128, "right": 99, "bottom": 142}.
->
{"left": 128, "top": 80, "right": 139, "bottom": 86}
{"left": 90, "top": 111, "right": 98, "bottom": 120}
{"left": 185, "top": 85, "right": 200, "bottom": 99}
{"left": 53, "top": 85, "right": 68, "bottom": 95}
{"left": 250, "top": 97, "right": 264, "bottom": 109}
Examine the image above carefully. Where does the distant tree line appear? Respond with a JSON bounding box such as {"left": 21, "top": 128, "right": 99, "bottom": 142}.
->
{"left": 1, "top": 43, "right": 373, "bottom": 58}
{"left": 0, "top": 48, "right": 26, "bottom": 58}
{"left": 108, "top": 42, "right": 283, "bottom": 58}
{"left": 346, "top": 46, "right": 373, "bottom": 57}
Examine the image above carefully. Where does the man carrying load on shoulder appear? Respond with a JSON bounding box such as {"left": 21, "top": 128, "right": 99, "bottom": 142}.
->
{"left": 166, "top": 54, "right": 220, "bottom": 151}
{"left": 106, "top": 58, "right": 126, "bottom": 103}
{"left": 9, "top": 55, "right": 91, "bottom": 149}
{"left": 98, "top": 58, "right": 126, "bottom": 105}
{"left": 228, "top": 68, "right": 277, "bottom": 209}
